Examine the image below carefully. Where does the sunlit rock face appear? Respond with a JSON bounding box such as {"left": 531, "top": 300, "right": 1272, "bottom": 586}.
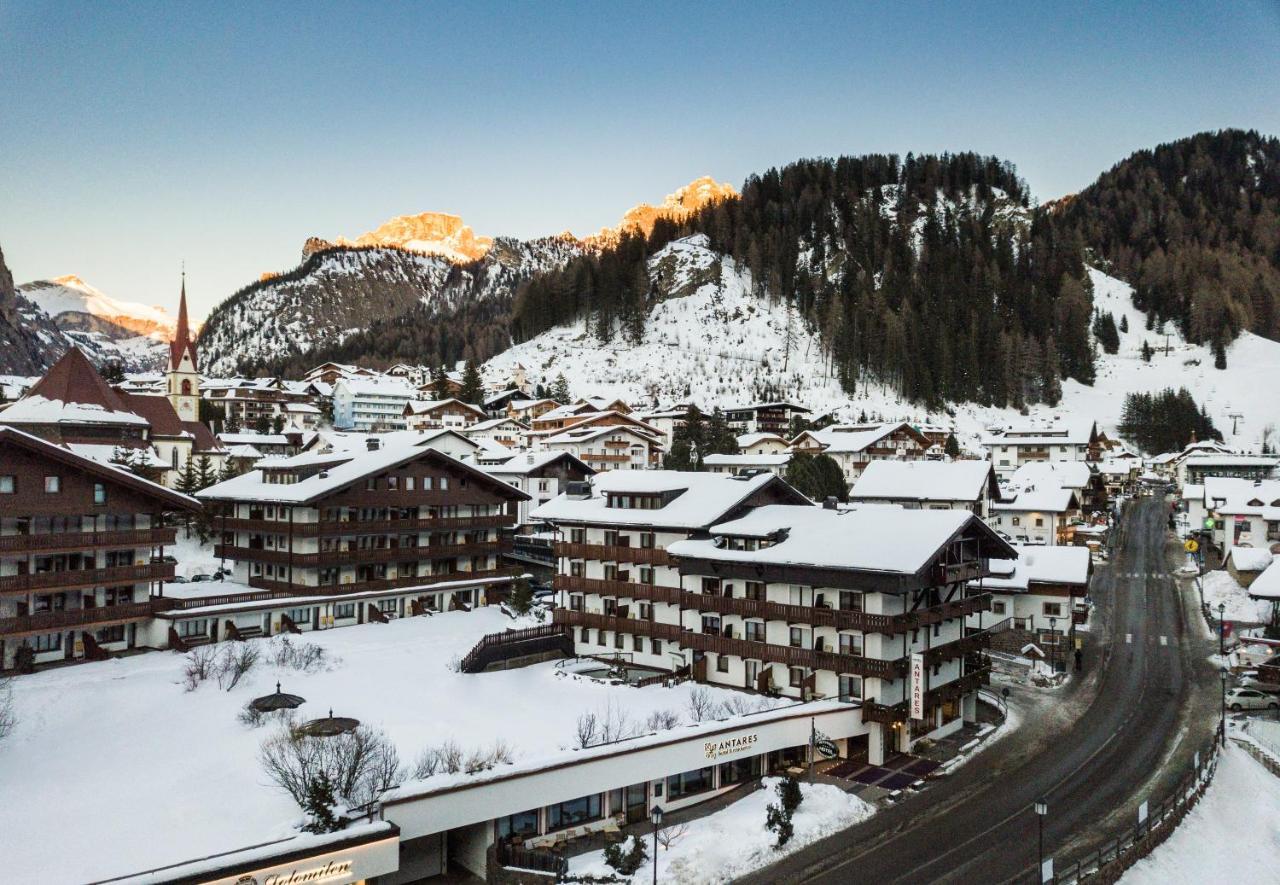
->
{"left": 324, "top": 212, "right": 494, "bottom": 263}
{"left": 584, "top": 176, "right": 738, "bottom": 246}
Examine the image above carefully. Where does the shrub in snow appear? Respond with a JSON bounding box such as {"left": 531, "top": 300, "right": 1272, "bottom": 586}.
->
{"left": 0, "top": 676, "right": 14, "bottom": 743}
{"left": 717, "top": 694, "right": 772, "bottom": 718}
{"left": 576, "top": 699, "right": 642, "bottom": 748}
{"left": 765, "top": 776, "right": 803, "bottom": 848}
{"left": 686, "top": 686, "right": 716, "bottom": 722}
{"left": 268, "top": 637, "right": 330, "bottom": 673}
{"left": 506, "top": 579, "right": 534, "bottom": 616}
{"left": 182, "top": 645, "right": 219, "bottom": 692}
{"left": 260, "top": 723, "right": 403, "bottom": 812}
{"left": 445, "top": 655, "right": 463, "bottom": 674}
{"left": 238, "top": 705, "right": 298, "bottom": 730}
{"left": 603, "top": 835, "right": 648, "bottom": 876}
{"left": 644, "top": 709, "right": 681, "bottom": 732}
{"left": 216, "top": 643, "right": 261, "bottom": 691}
{"left": 412, "top": 738, "right": 511, "bottom": 778}
{"left": 301, "top": 771, "right": 342, "bottom": 834}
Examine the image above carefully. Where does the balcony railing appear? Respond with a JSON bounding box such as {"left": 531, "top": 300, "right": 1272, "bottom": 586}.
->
{"left": 245, "top": 566, "right": 521, "bottom": 596}
{"left": 555, "top": 542, "right": 672, "bottom": 566}
{"left": 552, "top": 608, "right": 684, "bottom": 642}
{"left": 0, "top": 527, "right": 177, "bottom": 555}
{"left": 0, "top": 600, "right": 159, "bottom": 637}
{"left": 677, "top": 592, "right": 992, "bottom": 635}
{"left": 581, "top": 452, "right": 631, "bottom": 463}
{"left": 217, "top": 514, "right": 511, "bottom": 537}
{"left": 555, "top": 574, "right": 681, "bottom": 605}
{"left": 214, "top": 541, "right": 500, "bottom": 568}
{"left": 0, "top": 563, "right": 174, "bottom": 595}
{"left": 682, "top": 631, "right": 905, "bottom": 679}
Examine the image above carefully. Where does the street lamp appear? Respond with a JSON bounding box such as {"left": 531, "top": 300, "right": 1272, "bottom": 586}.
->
{"left": 1048, "top": 616, "right": 1057, "bottom": 674}
{"left": 1034, "top": 799, "right": 1048, "bottom": 882}
{"left": 1220, "top": 668, "right": 1228, "bottom": 747}
{"left": 1218, "top": 602, "right": 1227, "bottom": 659}
{"left": 651, "top": 805, "right": 663, "bottom": 885}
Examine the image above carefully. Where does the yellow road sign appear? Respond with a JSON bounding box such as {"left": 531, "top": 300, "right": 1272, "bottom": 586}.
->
{"left": 1184, "top": 539, "right": 1199, "bottom": 553}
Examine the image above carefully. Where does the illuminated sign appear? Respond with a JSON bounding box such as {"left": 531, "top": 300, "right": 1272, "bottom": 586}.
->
{"left": 909, "top": 653, "right": 925, "bottom": 720}
{"left": 702, "top": 732, "right": 758, "bottom": 760}
{"left": 200, "top": 833, "right": 399, "bottom": 885}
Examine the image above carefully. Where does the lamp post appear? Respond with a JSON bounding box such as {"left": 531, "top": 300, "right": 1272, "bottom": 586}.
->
{"left": 1220, "top": 668, "right": 1228, "bottom": 746}
{"left": 1034, "top": 799, "right": 1048, "bottom": 882}
{"left": 1048, "top": 616, "right": 1057, "bottom": 674}
{"left": 1218, "top": 602, "right": 1227, "bottom": 659}
{"left": 651, "top": 805, "right": 663, "bottom": 885}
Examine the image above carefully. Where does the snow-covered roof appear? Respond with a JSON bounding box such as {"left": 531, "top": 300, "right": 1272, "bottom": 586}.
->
{"left": 404, "top": 397, "right": 485, "bottom": 416}
{"left": 668, "top": 504, "right": 1012, "bottom": 575}
{"left": 792, "top": 422, "right": 923, "bottom": 454}
{"left": 463, "top": 416, "right": 528, "bottom": 434}
{"left": 217, "top": 432, "right": 290, "bottom": 446}
{"left": 736, "top": 432, "right": 789, "bottom": 449}
{"left": 1202, "top": 477, "right": 1280, "bottom": 519}
{"left": 544, "top": 424, "right": 657, "bottom": 446}
{"left": 1249, "top": 560, "right": 1280, "bottom": 600}
{"left": 970, "top": 545, "right": 1091, "bottom": 592}
{"left": 64, "top": 442, "right": 170, "bottom": 469}
{"left": 1008, "top": 460, "right": 1094, "bottom": 491}
{"left": 224, "top": 444, "right": 263, "bottom": 459}
{"left": 1229, "top": 547, "right": 1274, "bottom": 573}
{"left": 981, "top": 418, "right": 1095, "bottom": 447}
{"left": 197, "top": 434, "right": 526, "bottom": 505}
{"left": 850, "top": 459, "right": 994, "bottom": 503}
{"left": 333, "top": 376, "right": 418, "bottom": 398}
{"left": 703, "top": 453, "right": 791, "bottom": 467}
{"left": 990, "top": 486, "right": 1078, "bottom": 514}
{"left": 531, "top": 470, "right": 794, "bottom": 529}
{"left": 1182, "top": 454, "right": 1279, "bottom": 470}
{"left": 482, "top": 450, "right": 590, "bottom": 476}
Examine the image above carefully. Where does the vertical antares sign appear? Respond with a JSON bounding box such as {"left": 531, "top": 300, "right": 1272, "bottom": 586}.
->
{"left": 909, "top": 652, "right": 925, "bottom": 720}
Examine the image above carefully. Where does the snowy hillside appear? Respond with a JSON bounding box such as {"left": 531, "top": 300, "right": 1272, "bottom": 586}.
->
{"left": 485, "top": 237, "right": 1280, "bottom": 453}
{"left": 18, "top": 274, "right": 175, "bottom": 340}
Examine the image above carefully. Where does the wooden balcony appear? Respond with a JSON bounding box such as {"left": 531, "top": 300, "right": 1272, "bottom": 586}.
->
{"left": 554, "top": 574, "right": 681, "bottom": 604}
{"left": 682, "top": 631, "right": 904, "bottom": 679}
{"left": 922, "top": 630, "right": 991, "bottom": 667}
{"left": 217, "top": 514, "right": 512, "bottom": 537}
{"left": 0, "top": 527, "right": 177, "bottom": 555}
{"left": 581, "top": 452, "right": 631, "bottom": 463}
{"left": 678, "top": 591, "right": 992, "bottom": 635}
{"left": 556, "top": 542, "right": 672, "bottom": 566}
{"left": 0, "top": 600, "right": 159, "bottom": 638}
{"left": 213, "top": 541, "right": 501, "bottom": 567}
{"left": 932, "top": 561, "right": 986, "bottom": 585}
{"left": 860, "top": 666, "right": 992, "bottom": 724}
{"left": 0, "top": 563, "right": 174, "bottom": 596}
{"left": 552, "top": 608, "right": 684, "bottom": 642}
{"left": 245, "top": 566, "right": 521, "bottom": 596}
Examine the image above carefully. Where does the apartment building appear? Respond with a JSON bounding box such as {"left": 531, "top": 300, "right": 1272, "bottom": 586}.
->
{"left": 196, "top": 435, "right": 528, "bottom": 622}
{"left": 849, "top": 460, "right": 1001, "bottom": 516}
{"left": 790, "top": 422, "right": 932, "bottom": 486}
{"left": 981, "top": 419, "right": 1100, "bottom": 479}
{"left": 722, "top": 402, "right": 811, "bottom": 435}
{"left": 968, "top": 545, "right": 1092, "bottom": 657}
{"left": 0, "top": 427, "right": 198, "bottom": 671}
{"left": 539, "top": 472, "right": 810, "bottom": 672}
{"left": 669, "top": 504, "right": 1010, "bottom": 760}
{"left": 542, "top": 424, "right": 662, "bottom": 472}
{"left": 332, "top": 376, "right": 419, "bottom": 431}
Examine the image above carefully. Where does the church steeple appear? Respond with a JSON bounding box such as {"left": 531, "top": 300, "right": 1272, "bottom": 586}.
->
{"left": 167, "top": 271, "right": 200, "bottom": 421}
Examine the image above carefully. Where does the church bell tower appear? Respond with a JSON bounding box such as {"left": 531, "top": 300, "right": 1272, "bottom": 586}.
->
{"left": 167, "top": 273, "right": 201, "bottom": 422}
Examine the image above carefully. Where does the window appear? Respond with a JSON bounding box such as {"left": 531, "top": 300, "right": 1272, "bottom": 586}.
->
{"left": 1011, "top": 516, "right": 1021, "bottom": 526}
{"left": 839, "top": 590, "right": 863, "bottom": 612}
{"left": 0, "top": 475, "right": 13, "bottom": 493}
{"left": 496, "top": 809, "right": 540, "bottom": 841}
{"left": 745, "top": 621, "right": 766, "bottom": 642}
{"left": 44, "top": 476, "right": 60, "bottom": 494}
{"left": 32, "top": 632, "right": 62, "bottom": 652}
{"left": 334, "top": 603, "right": 356, "bottom": 619}
{"left": 991, "top": 601, "right": 1007, "bottom": 615}
{"left": 286, "top": 607, "right": 312, "bottom": 624}
{"left": 93, "top": 483, "right": 106, "bottom": 505}
{"left": 546, "top": 794, "right": 603, "bottom": 830}
{"left": 838, "top": 633, "right": 863, "bottom": 656}
{"left": 570, "top": 527, "right": 586, "bottom": 544}
{"left": 744, "top": 581, "right": 765, "bottom": 601}
{"left": 439, "top": 477, "right": 449, "bottom": 490}
{"left": 789, "top": 666, "right": 806, "bottom": 687}
{"left": 1035, "top": 517, "right": 1044, "bottom": 528}
{"left": 614, "top": 631, "right": 624, "bottom": 649}
{"left": 789, "top": 626, "right": 809, "bottom": 649}
{"left": 405, "top": 477, "right": 415, "bottom": 491}
{"left": 839, "top": 674, "right": 863, "bottom": 700}
{"left": 718, "top": 755, "right": 762, "bottom": 786}
{"left": 666, "top": 767, "right": 714, "bottom": 800}
{"left": 569, "top": 594, "right": 584, "bottom": 612}
{"left": 701, "top": 615, "right": 721, "bottom": 636}
{"left": 387, "top": 476, "right": 399, "bottom": 491}
{"left": 639, "top": 532, "right": 655, "bottom": 549}
{"left": 1042, "top": 602, "right": 1063, "bottom": 618}
{"left": 96, "top": 625, "right": 126, "bottom": 643}
{"left": 177, "top": 619, "right": 208, "bottom": 638}
{"left": 716, "top": 654, "right": 730, "bottom": 673}
{"left": 633, "top": 635, "right": 643, "bottom": 652}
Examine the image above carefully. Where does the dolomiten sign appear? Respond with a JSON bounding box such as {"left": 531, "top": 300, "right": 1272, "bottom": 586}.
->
{"left": 703, "top": 732, "right": 758, "bottom": 760}
{"left": 910, "top": 653, "right": 925, "bottom": 720}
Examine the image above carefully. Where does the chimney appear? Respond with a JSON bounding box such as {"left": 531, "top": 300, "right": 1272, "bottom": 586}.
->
{"left": 367, "top": 437, "right": 380, "bottom": 452}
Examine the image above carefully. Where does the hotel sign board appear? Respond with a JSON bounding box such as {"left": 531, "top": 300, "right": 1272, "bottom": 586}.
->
{"left": 703, "top": 731, "right": 759, "bottom": 761}
{"left": 199, "top": 832, "right": 400, "bottom": 885}
{"left": 909, "top": 653, "right": 925, "bottom": 720}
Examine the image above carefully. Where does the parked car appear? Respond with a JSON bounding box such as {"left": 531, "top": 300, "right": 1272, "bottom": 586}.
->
{"left": 1238, "top": 672, "right": 1280, "bottom": 694}
{"left": 189, "top": 573, "right": 212, "bottom": 583}
{"left": 151, "top": 554, "right": 178, "bottom": 564}
{"left": 1225, "top": 688, "right": 1280, "bottom": 712}
{"left": 166, "top": 575, "right": 189, "bottom": 584}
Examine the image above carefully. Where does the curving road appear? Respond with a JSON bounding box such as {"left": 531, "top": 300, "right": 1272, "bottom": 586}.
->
{"left": 744, "top": 496, "right": 1219, "bottom": 884}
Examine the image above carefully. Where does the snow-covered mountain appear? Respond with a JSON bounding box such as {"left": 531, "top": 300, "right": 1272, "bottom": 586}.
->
{"left": 304, "top": 212, "right": 494, "bottom": 264}
{"left": 484, "top": 235, "right": 1280, "bottom": 454}
{"left": 18, "top": 275, "right": 177, "bottom": 341}
{"left": 582, "top": 176, "right": 737, "bottom": 245}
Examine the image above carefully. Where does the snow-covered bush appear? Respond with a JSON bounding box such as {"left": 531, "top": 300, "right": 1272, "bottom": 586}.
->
{"left": 603, "top": 835, "right": 648, "bottom": 876}
{"left": 260, "top": 723, "right": 403, "bottom": 812}
{"left": 644, "top": 709, "right": 681, "bottom": 732}
{"left": 182, "top": 645, "right": 219, "bottom": 692}
{"left": 686, "top": 686, "right": 716, "bottom": 722}
{"left": 0, "top": 676, "right": 15, "bottom": 743}
{"left": 267, "top": 637, "right": 330, "bottom": 673}
{"left": 216, "top": 644, "right": 261, "bottom": 691}
{"left": 411, "top": 738, "right": 511, "bottom": 778}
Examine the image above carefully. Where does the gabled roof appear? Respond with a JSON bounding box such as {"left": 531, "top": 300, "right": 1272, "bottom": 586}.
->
{"left": 0, "top": 347, "right": 148, "bottom": 427}
{"left": 544, "top": 423, "right": 658, "bottom": 446}
{"left": 403, "top": 398, "right": 486, "bottom": 418}
{"left": 975, "top": 545, "right": 1092, "bottom": 592}
{"left": 851, "top": 460, "right": 998, "bottom": 503}
{"left": 463, "top": 416, "right": 529, "bottom": 434}
{"left": 1249, "top": 560, "right": 1280, "bottom": 601}
{"left": 482, "top": 451, "right": 594, "bottom": 478}
{"left": 0, "top": 426, "right": 200, "bottom": 511}
{"left": 118, "top": 393, "right": 224, "bottom": 452}
{"left": 791, "top": 421, "right": 929, "bottom": 454}
{"left": 669, "top": 504, "right": 1015, "bottom": 576}
{"left": 981, "top": 418, "right": 1097, "bottom": 447}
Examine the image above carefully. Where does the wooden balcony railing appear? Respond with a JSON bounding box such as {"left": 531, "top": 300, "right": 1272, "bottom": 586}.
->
{"left": 860, "top": 666, "right": 992, "bottom": 724}
{"left": 682, "top": 631, "right": 904, "bottom": 679}
{"left": 552, "top": 608, "right": 684, "bottom": 642}
{"left": 555, "top": 542, "right": 672, "bottom": 566}
{"left": 0, "top": 527, "right": 177, "bottom": 555}
{"left": 922, "top": 630, "right": 991, "bottom": 667}
{"left": 0, "top": 563, "right": 174, "bottom": 596}
{"left": 554, "top": 574, "right": 681, "bottom": 605}
{"left": 0, "top": 600, "right": 159, "bottom": 637}
{"left": 217, "top": 514, "right": 511, "bottom": 537}
{"left": 245, "top": 566, "right": 521, "bottom": 596}
{"left": 213, "top": 541, "right": 500, "bottom": 567}
{"left": 677, "top": 592, "right": 992, "bottom": 635}
{"left": 581, "top": 452, "right": 631, "bottom": 463}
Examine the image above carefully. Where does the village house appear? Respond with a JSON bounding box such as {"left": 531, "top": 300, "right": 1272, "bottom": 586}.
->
{"left": 967, "top": 544, "right": 1092, "bottom": 661}
{"left": 542, "top": 424, "right": 661, "bottom": 472}
{"left": 703, "top": 452, "right": 792, "bottom": 476}
{"left": 461, "top": 416, "right": 529, "bottom": 450}
{"left": 1192, "top": 477, "right": 1280, "bottom": 557}
{"left": 987, "top": 483, "right": 1081, "bottom": 547}
{"left": 981, "top": 419, "right": 1100, "bottom": 479}
{"left": 849, "top": 460, "right": 1001, "bottom": 516}
{"left": 722, "top": 402, "right": 811, "bottom": 436}
{"left": 403, "top": 398, "right": 488, "bottom": 432}
{"left": 482, "top": 451, "right": 594, "bottom": 533}
{"left": 789, "top": 422, "right": 932, "bottom": 487}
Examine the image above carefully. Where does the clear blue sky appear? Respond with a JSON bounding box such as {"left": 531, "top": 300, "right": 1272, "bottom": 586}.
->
{"left": 2, "top": 0, "right": 1277, "bottom": 320}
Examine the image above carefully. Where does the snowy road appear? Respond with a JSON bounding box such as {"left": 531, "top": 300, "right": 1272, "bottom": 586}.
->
{"left": 744, "top": 497, "right": 1221, "bottom": 884}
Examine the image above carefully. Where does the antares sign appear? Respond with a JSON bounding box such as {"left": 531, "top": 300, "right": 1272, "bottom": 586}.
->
{"left": 909, "top": 653, "right": 925, "bottom": 720}
{"left": 703, "top": 732, "right": 759, "bottom": 760}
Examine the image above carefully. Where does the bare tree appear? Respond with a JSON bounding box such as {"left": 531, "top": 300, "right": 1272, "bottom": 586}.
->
{"left": 217, "top": 643, "right": 261, "bottom": 691}
{"left": 0, "top": 676, "right": 15, "bottom": 743}
{"left": 182, "top": 645, "right": 219, "bottom": 692}
{"left": 260, "top": 724, "right": 404, "bottom": 811}
{"left": 575, "top": 711, "right": 599, "bottom": 749}
{"left": 412, "top": 739, "right": 510, "bottom": 779}
{"left": 644, "top": 709, "right": 682, "bottom": 732}
{"left": 657, "top": 822, "right": 689, "bottom": 851}
{"left": 718, "top": 694, "right": 771, "bottom": 718}
{"left": 686, "top": 686, "right": 716, "bottom": 722}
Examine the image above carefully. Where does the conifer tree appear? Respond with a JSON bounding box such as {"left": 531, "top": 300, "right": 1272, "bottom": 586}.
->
{"left": 551, "top": 373, "right": 571, "bottom": 403}
{"left": 196, "top": 456, "right": 216, "bottom": 490}
{"left": 430, "top": 365, "right": 452, "bottom": 401}
{"left": 944, "top": 434, "right": 961, "bottom": 458}
{"left": 175, "top": 457, "right": 199, "bottom": 495}
{"left": 459, "top": 359, "right": 483, "bottom": 405}
{"left": 302, "top": 772, "right": 341, "bottom": 834}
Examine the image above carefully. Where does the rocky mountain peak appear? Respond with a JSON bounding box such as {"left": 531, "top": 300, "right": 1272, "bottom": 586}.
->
{"left": 584, "top": 175, "right": 738, "bottom": 246}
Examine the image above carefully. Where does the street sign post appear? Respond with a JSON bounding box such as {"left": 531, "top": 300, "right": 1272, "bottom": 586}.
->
{"left": 1184, "top": 538, "right": 1199, "bottom": 553}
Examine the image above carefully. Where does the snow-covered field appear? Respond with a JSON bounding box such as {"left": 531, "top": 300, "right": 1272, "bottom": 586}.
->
{"left": 1121, "top": 743, "right": 1280, "bottom": 884}
{"left": 485, "top": 240, "right": 1280, "bottom": 455}
{"left": 0, "top": 610, "right": 764, "bottom": 884}
{"left": 567, "top": 777, "right": 874, "bottom": 884}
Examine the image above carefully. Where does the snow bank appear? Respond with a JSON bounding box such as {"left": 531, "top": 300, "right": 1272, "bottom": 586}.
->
{"left": 1199, "top": 569, "right": 1273, "bottom": 624}
{"left": 567, "top": 777, "right": 874, "bottom": 884}
{"left": 1121, "top": 744, "right": 1280, "bottom": 884}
